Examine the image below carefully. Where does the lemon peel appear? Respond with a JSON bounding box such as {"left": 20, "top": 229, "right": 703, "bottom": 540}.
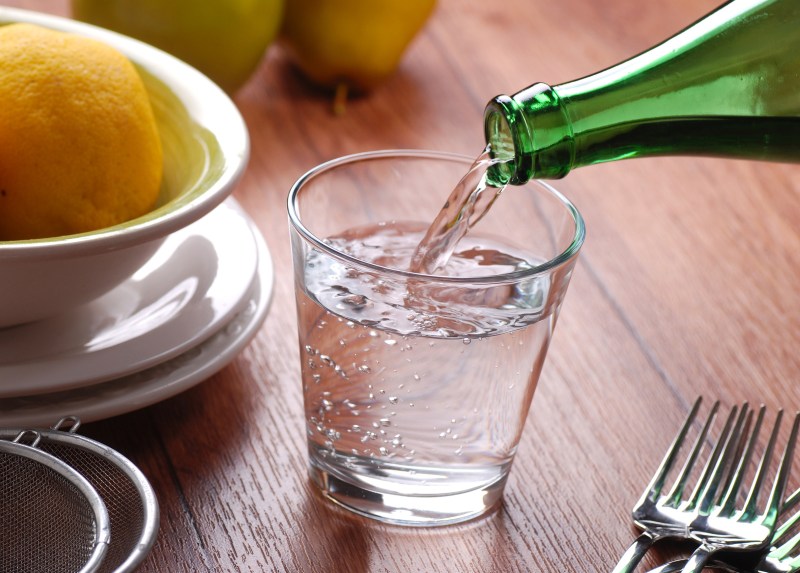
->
{"left": 0, "top": 23, "right": 163, "bottom": 240}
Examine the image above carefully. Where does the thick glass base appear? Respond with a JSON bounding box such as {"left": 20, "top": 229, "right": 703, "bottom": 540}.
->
{"left": 307, "top": 448, "right": 508, "bottom": 527}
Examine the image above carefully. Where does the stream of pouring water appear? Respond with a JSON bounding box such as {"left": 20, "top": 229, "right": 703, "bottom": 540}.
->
{"left": 409, "top": 147, "right": 509, "bottom": 274}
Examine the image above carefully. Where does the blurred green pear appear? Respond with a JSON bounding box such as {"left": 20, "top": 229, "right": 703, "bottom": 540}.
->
{"left": 72, "top": 0, "right": 284, "bottom": 93}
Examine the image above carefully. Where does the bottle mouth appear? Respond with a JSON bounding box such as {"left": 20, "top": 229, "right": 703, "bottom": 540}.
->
{"left": 483, "top": 95, "right": 533, "bottom": 186}
{"left": 485, "top": 84, "right": 575, "bottom": 182}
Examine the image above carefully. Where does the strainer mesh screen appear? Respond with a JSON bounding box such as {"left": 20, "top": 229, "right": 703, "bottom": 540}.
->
{"left": 1, "top": 450, "right": 98, "bottom": 573}
{"left": 40, "top": 442, "right": 146, "bottom": 573}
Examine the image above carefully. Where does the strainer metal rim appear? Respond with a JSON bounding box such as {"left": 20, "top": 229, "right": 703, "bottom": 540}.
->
{"left": 0, "top": 428, "right": 159, "bottom": 573}
{"left": 0, "top": 437, "right": 111, "bottom": 573}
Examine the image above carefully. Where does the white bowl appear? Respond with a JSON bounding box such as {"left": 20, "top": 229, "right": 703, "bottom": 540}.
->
{"left": 0, "top": 8, "right": 249, "bottom": 328}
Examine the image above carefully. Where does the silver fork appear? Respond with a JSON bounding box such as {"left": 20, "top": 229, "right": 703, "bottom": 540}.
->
{"left": 678, "top": 407, "right": 800, "bottom": 573}
{"left": 612, "top": 397, "right": 741, "bottom": 573}
{"left": 646, "top": 488, "right": 800, "bottom": 573}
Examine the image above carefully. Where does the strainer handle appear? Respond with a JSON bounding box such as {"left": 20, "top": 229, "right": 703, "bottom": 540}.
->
{"left": 12, "top": 429, "right": 41, "bottom": 448}
{"left": 52, "top": 416, "right": 81, "bottom": 433}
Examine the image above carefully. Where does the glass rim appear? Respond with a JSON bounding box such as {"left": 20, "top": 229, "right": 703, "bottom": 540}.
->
{"left": 287, "top": 149, "right": 586, "bottom": 285}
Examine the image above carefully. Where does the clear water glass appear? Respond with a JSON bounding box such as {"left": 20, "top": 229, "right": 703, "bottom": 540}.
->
{"left": 288, "top": 149, "right": 585, "bottom": 526}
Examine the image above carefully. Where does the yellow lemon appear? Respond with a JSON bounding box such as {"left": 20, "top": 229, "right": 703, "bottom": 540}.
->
{"left": 0, "top": 23, "right": 163, "bottom": 241}
{"left": 280, "top": 0, "right": 436, "bottom": 93}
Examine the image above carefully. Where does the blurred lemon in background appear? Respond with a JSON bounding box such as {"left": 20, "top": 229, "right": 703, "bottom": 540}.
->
{"left": 280, "top": 0, "right": 436, "bottom": 104}
{"left": 71, "top": 0, "right": 284, "bottom": 94}
{"left": 0, "top": 23, "right": 162, "bottom": 241}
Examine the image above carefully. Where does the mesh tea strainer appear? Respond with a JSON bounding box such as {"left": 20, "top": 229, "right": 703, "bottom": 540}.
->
{"left": 0, "top": 431, "right": 111, "bottom": 573}
{"left": 0, "top": 418, "right": 160, "bottom": 573}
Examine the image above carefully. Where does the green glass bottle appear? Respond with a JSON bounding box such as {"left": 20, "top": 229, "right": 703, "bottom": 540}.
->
{"left": 483, "top": 0, "right": 800, "bottom": 184}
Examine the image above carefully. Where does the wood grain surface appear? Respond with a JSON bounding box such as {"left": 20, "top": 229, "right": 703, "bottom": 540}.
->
{"left": 4, "top": 1, "right": 800, "bottom": 571}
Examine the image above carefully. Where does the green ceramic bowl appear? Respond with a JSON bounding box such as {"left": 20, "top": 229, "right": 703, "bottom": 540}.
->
{"left": 0, "top": 7, "right": 249, "bottom": 327}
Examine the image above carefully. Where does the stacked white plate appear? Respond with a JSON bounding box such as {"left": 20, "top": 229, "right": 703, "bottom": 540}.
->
{"left": 0, "top": 198, "right": 274, "bottom": 427}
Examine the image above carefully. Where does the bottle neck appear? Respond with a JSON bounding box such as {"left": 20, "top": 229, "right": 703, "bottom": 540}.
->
{"left": 484, "top": 83, "right": 575, "bottom": 183}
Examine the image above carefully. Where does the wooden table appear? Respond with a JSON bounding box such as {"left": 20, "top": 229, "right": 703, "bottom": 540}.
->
{"left": 5, "top": 0, "right": 800, "bottom": 571}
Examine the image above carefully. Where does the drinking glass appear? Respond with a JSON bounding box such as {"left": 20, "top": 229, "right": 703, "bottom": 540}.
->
{"left": 288, "top": 149, "right": 585, "bottom": 526}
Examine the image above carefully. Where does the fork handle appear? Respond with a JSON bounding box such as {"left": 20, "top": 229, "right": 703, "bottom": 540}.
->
{"left": 611, "top": 531, "right": 658, "bottom": 573}
{"left": 644, "top": 558, "right": 743, "bottom": 573}
{"left": 680, "top": 545, "right": 715, "bottom": 573}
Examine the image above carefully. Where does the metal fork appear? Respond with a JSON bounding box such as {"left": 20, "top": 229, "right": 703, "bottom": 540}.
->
{"left": 678, "top": 407, "right": 800, "bottom": 573}
{"left": 612, "top": 397, "right": 741, "bottom": 573}
{"left": 646, "top": 488, "right": 800, "bottom": 573}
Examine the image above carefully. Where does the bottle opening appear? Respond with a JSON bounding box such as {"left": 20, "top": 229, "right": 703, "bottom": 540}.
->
{"left": 483, "top": 95, "right": 534, "bottom": 185}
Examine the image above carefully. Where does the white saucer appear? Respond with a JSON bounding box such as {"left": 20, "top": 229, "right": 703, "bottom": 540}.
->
{"left": 0, "top": 217, "right": 273, "bottom": 426}
{"left": 0, "top": 199, "right": 259, "bottom": 397}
